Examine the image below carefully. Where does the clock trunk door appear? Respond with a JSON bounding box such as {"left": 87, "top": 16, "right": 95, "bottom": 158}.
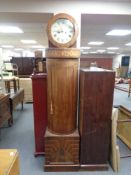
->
{"left": 47, "top": 58, "right": 79, "bottom": 134}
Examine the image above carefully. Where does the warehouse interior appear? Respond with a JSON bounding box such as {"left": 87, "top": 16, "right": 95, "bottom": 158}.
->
{"left": 0, "top": 0, "right": 131, "bottom": 174}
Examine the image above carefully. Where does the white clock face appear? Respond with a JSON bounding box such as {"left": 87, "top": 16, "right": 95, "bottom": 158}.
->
{"left": 51, "top": 18, "right": 74, "bottom": 44}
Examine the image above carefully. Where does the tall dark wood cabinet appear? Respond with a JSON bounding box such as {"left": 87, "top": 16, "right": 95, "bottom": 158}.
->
{"left": 31, "top": 73, "right": 47, "bottom": 156}
{"left": 79, "top": 68, "right": 115, "bottom": 170}
{"left": 11, "top": 57, "right": 34, "bottom": 76}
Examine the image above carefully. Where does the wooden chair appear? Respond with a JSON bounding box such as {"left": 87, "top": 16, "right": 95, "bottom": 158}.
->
{"left": 117, "top": 106, "right": 131, "bottom": 151}
{"left": 110, "top": 106, "right": 131, "bottom": 172}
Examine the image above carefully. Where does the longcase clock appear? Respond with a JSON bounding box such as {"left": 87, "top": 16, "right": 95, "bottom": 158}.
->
{"left": 44, "top": 13, "right": 80, "bottom": 171}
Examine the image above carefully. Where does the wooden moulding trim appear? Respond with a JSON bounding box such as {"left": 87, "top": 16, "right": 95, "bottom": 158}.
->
{"left": 80, "top": 164, "right": 108, "bottom": 171}
{"left": 31, "top": 73, "right": 47, "bottom": 79}
{"left": 44, "top": 164, "right": 80, "bottom": 172}
{"left": 34, "top": 152, "right": 45, "bottom": 157}
{"left": 45, "top": 48, "right": 80, "bottom": 59}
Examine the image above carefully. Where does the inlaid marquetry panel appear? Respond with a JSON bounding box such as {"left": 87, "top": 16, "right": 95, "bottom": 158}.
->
{"left": 45, "top": 129, "right": 79, "bottom": 166}
{"left": 46, "top": 48, "right": 80, "bottom": 59}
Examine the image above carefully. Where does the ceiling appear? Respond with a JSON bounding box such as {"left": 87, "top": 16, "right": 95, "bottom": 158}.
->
{"left": 1, "top": 12, "right": 131, "bottom": 55}
{"left": 81, "top": 14, "right": 131, "bottom": 55}
{"left": 0, "top": 13, "right": 53, "bottom": 51}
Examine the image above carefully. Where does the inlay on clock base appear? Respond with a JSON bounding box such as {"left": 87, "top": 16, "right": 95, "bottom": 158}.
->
{"left": 44, "top": 128, "right": 79, "bottom": 172}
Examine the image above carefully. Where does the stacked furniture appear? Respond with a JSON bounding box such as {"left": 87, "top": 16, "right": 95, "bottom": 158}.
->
{"left": 10, "top": 56, "right": 46, "bottom": 103}
{"left": 10, "top": 57, "right": 34, "bottom": 103}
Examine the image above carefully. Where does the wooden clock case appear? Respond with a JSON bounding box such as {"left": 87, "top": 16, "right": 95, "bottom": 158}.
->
{"left": 44, "top": 13, "right": 80, "bottom": 171}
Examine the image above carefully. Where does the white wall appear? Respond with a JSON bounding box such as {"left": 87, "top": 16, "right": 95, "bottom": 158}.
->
{"left": 112, "top": 54, "right": 122, "bottom": 70}
{"left": 113, "top": 54, "right": 131, "bottom": 70}
{"left": 0, "top": 48, "right": 3, "bottom": 68}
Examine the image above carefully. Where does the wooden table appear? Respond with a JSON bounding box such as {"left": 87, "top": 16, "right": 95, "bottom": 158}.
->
{"left": 0, "top": 149, "right": 20, "bottom": 175}
{"left": 3, "top": 76, "right": 19, "bottom": 93}
{"left": 0, "top": 94, "right": 12, "bottom": 128}
{"left": 9, "top": 88, "right": 24, "bottom": 124}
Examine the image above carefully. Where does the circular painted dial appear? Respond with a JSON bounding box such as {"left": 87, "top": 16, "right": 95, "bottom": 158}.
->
{"left": 51, "top": 18, "right": 74, "bottom": 44}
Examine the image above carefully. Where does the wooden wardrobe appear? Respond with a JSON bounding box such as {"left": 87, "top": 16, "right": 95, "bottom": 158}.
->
{"left": 79, "top": 67, "right": 115, "bottom": 170}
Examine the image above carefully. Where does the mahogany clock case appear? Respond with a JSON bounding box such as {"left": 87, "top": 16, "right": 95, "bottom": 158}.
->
{"left": 45, "top": 36, "right": 80, "bottom": 171}
{"left": 45, "top": 48, "right": 80, "bottom": 135}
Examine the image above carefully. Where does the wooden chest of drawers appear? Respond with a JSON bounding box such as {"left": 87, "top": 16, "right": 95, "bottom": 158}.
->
{"left": 0, "top": 94, "right": 11, "bottom": 127}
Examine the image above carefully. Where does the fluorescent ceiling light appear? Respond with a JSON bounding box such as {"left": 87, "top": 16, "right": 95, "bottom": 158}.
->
{"left": 82, "top": 51, "right": 89, "bottom": 54}
{"left": 106, "top": 29, "right": 131, "bottom": 36}
{"left": 90, "top": 51, "right": 97, "bottom": 54}
{"left": 0, "top": 26, "right": 23, "bottom": 33}
{"left": 107, "top": 51, "right": 115, "bottom": 54}
{"left": 88, "top": 41, "right": 104, "bottom": 45}
{"left": 2, "top": 45, "right": 14, "bottom": 48}
{"left": 107, "top": 47, "right": 119, "bottom": 50}
{"left": 14, "top": 48, "right": 24, "bottom": 51}
{"left": 80, "top": 47, "right": 91, "bottom": 50}
{"left": 125, "top": 43, "right": 131, "bottom": 46}
{"left": 31, "top": 45, "right": 44, "bottom": 48}
{"left": 21, "top": 40, "right": 37, "bottom": 44}
{"left": 97, "top": 49, "right": 106, "bottom": 53}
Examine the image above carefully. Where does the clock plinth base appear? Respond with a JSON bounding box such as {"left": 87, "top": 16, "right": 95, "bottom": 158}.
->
{"left": 44, "top": 164, "right": 79, "bottom": 172}
{"left": 80, "top": 164, "right": 108, "bottom": 171}
{"left": 44, "top": 128, "right": 79, "bottom": 172}
{"left": 34, "top": 151, "right": 45, "bottom": 157}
